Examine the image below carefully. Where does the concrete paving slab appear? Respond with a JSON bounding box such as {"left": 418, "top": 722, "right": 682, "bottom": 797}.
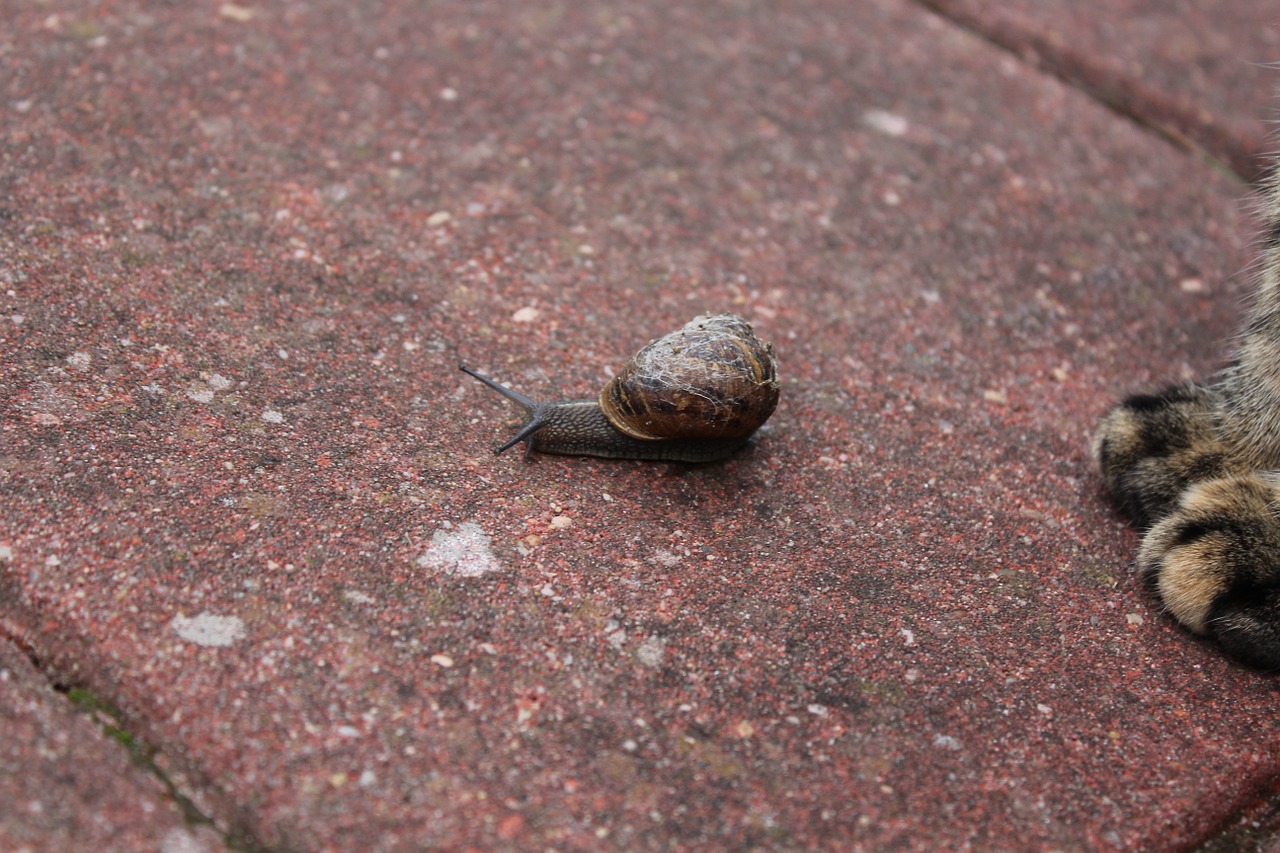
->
{"left": 2, "top": 0, "right": 1279, "bottom": 850}
{"left": 923, "top": 0, "right": 1279, "bottom": 181}
{"left": 0, "top": 636, "right": 223, "bottom": 852}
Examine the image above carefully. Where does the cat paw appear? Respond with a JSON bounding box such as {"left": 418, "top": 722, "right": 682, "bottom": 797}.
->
{"left": 1092, "top": 384, "right": 1232, "bottom": 529}
{"left": 1138, "top": 473, "right": 1280, "bottom": 671}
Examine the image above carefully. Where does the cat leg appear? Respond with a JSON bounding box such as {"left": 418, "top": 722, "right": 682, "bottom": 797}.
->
{"left": 1214, "top": 164, "right": 1280, "bottom": 471}
{"left": 1138, "top": 473, "right": 1280, "bottom": 671}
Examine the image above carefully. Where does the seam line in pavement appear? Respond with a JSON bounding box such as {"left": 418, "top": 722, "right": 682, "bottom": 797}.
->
{"left": 912, "top": 0, "right": 1265, "bottom": 185}
{"left": 0, "top": 615, "right": 269, "bottom": 852}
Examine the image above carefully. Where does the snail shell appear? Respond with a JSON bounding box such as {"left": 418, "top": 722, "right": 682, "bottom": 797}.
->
{"left": 461, "top": 313, "right": 779, "bottom": 461}
{"left": 600, "top": 313, "right": 778, "bottom": 441}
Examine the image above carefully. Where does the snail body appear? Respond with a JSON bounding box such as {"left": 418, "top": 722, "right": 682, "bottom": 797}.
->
{"left": 461, "top": 313, "right": 779, "bottom": 462}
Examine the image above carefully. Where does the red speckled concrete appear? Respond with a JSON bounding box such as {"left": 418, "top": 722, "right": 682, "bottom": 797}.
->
{"left": 2, "top": 0, "right": 1279, "bottom": 850}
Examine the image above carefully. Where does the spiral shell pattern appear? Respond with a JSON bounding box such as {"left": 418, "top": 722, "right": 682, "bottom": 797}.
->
{"left": 599, "top": 313, "right": 779, "bottom": 442}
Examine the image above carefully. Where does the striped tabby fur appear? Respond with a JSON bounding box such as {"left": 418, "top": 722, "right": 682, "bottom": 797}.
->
{"left": 1093, "top": 165, "right": 1280, "bottom": 670}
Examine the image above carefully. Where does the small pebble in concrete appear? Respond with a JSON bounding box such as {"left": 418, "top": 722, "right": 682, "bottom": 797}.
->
{"left": 218, "top": 4, "right": 255, "bottom": 23}
{"left": 171, "top": 612, "right": 246, "bottom": 648}
{"left": 863, "top": 108, "right": 910, "bottom": 137}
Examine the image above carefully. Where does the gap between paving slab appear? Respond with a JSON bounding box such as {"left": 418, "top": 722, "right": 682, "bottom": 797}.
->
{"left": 4, "top": 0, "right": 1280, "bottom": 850}
{"left": 0, "top": 633, "right": 226, "bottom": 852}
{"left": 917, "top": 0, "right": 1278, "bottom": 183}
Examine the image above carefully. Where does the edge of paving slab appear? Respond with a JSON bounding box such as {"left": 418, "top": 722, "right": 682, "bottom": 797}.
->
{"left": 917, "top": 0, "right": 1272, "bottom": 183}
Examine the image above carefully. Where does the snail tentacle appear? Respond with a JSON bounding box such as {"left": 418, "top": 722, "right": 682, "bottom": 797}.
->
{"left": 459, "top": 365, "right": 539, "bottom": 411}
{"left": 458, "top": 365, "right": 549, "bottom": 457}
{"left": 496, "top": 415, "right": 548, "bottom": 457}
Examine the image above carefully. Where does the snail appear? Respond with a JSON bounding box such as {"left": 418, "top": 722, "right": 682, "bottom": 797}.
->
{"left": 460, "top": 313, "right": 779, "bottom": 462}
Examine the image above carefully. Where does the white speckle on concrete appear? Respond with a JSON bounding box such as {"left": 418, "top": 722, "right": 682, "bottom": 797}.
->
{"left": 187, "top": 372, "right": 232, "bottom": 403}
{"left": 206, "top": 373, "right": 233, "bottom": 392}
{"left": 864, "top": 109, "right": 909, "bottom": 137}
{"left": 650, "top": 549, "right": 682, "bottom": 568}
{"left": 635, "top": 635, "right": 665, "bottom": 668}
{"left": 171, "top": 612, "right": 245, "bottom": 647}
{"left": 66, "top": 351, "right": 91, "bottom": 371}
{"left": 0, "top": 545, "right": 12, "bottom": 561}
{"left": 161, "top": 826, "right": 217, "bottom": 853}
{"left": 512, "top": 306, "right": 540, "bottom": 323}
{"left": 427, "top": 210, "right": 452, "bottom": 227}
{"left": 416, "top": 522, "right": 500, "bottom": 577}
{"left": 604, "top": 621, "right": 627, "bottom": 652}
{"left": 933, "top": 734, "right": 963, "bottom": 751}
{"left": 261, "top": 409, "right": 284, "bottom": 423}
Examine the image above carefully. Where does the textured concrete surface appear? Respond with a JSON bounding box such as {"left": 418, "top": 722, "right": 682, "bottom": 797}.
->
{"left": 0, "top": 637, "right": 222, "bottom": 852}
{"left": 924, "top": 0, "right": 1279, "bottom": 180}
{"left": 2, "top": 0, "right": 1279, "bottom": 850}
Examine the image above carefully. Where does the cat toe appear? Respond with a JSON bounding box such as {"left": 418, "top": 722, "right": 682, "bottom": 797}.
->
{"left": 1093, "top": 385, "right": 1230, "bottom": 529}
{"left": 1138, "top": 474, "right": 1280, "bottom": 669}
